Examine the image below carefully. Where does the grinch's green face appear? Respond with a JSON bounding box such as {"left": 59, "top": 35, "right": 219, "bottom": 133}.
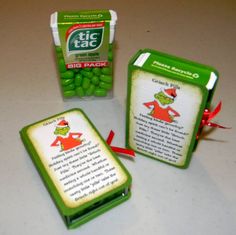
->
{"left": 54, "top": 126, "right": 70, "bottom": 136}
{"left": 154, "top": 91, "right": 174, "bottom": 105}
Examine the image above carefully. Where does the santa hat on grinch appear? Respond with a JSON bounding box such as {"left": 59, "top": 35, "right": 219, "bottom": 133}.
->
{"left": 56, "top": 120, "right": 69, "bottom": 128}
{"left": 162, "top": 88, "right": 177, "bottom": 99}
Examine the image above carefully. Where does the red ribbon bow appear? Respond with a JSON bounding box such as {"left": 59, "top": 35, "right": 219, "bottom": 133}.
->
{"left": 197, "top": 101, "right": 230, "bottom": 139}
{"left": 106, "top": 130, "right": 135, "bottom": 158}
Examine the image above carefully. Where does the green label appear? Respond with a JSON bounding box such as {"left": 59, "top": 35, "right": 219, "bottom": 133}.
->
{"left": 58, "top": 10, "right": 111, "bottom": 23}
{"left": 57, "top": 10, "right": 111, "bottom": 68}
{"left": 137, "top": 50, "right": 218, "bottom": 88}
{"left": 67, "top": 27, "right": 103, "bottom": 55}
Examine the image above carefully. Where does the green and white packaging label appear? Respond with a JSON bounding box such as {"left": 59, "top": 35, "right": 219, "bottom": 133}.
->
{"left": 26, "top": 110, "right": 128, "bottom": 207}
{"left": 20, "top": 109, "right": 131, "bottom": 228}
{"left": 129, "top": 69, "right": 204, "bottom": 166}
{"left": 126, "top": 49, "right": 218, "bottom": 168}
{"left": 51, "top": 10, "right": 116, "bottom": 69}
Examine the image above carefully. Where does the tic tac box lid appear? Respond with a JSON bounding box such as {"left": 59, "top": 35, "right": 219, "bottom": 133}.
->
{"left": 20, "top": 109, "right": 131, "bottom": 229}
{"left": 126, "top": 49, "right": 219, "bottom": 168}
{"left": 50, "top": 10, "right": 117, "bottom": 46}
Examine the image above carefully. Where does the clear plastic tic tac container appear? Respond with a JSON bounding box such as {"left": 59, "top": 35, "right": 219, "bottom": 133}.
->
{"left": 50, "top": 10, "right": 117, "bottom": 99}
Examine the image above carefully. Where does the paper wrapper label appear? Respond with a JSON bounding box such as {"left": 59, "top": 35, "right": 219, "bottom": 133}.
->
{"left": 26, "top": 110, "right": 128, "bottom": 208}
{"left": 57, "top": 11, "right": 111, "bottom": 68}
{"left": 126, "top": 49, "right": 219, "bottom": 168}
{"left": 129, "top": 70, "right": 203, "bottom": 166}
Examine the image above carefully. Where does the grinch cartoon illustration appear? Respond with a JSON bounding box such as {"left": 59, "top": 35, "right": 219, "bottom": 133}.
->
{"left": 143, "top": 88, "right": 180, "bottom": 123}
{"left": 50, "top": 120, "right": 82, "bottom": 151}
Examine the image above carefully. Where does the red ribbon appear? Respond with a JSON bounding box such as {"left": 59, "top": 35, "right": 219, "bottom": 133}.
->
{"left": 197, "top": 101, "right": 230, "bottom": 139}
{"left": 106, "top": 130, "right": 135, "bottom": 158}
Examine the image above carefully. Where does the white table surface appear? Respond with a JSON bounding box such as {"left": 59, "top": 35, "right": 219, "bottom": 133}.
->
{"left": 0, "top": 1, "right": 235, "bottom": 234}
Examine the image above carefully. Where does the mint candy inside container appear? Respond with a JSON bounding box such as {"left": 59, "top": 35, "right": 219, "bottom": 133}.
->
{"left": 50, "top": 10, "right": 117, "bottom": 99}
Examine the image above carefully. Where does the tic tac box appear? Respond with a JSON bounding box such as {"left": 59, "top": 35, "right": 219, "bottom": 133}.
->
{"left": 20, "top": 109, "right": 131, "bottom": 229}
{"left": 50, "top": 10, "right": 117, "bottom": 99}
{"left": 126, "top": 49, "right": 218, "bottom": 168}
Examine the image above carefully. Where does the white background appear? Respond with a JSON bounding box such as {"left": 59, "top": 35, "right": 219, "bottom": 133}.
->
{"left": 0, "top": 1, "right": 235, "bottom": 235}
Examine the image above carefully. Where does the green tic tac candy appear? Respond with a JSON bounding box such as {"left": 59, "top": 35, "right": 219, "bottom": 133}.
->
{"left": 91, "top": 76, "right": 100, "bottom": 85}
{"left": 94, "top": 88, "right": 107, "bottom": 97}
{"left": 108, "top": 51, "right": 113, "bottom": 61}
{"left": 56, "top": 47, "right": 63, "bottom": 58}
{"left": 81, "top": 70, "right": 93, "bottom": 79}
{"left": 92, "top": 68, "right": 102, "bottom": 76}
{"left": 58, "top": 58, "right": 67, "bottom": 73}
{"left": 63, "top": 90, "right": 76, "bottom": 98}
{"left": 75, "top": 74, "right": 83, "bottom": 86}
{"left": 83, "top": 68, "right": 92, "bottom": 72}
{"left": 73, "top": 69, "right": 80, "bottom": 73}
{"left": 76, "top": 87, "right": 85, "bottom": 97}
{"left": 82, "top": 77, "right": 90, "bottom": 89}
{"left": 56, "top": 46, "right": 62, "bottom": 53}
{"left": 100, "top": 74, "right": 112, "bottom": 83}
{"left": 101, "top": 67, "right": 112, "bottom": 75}
{"left": 61, "top": 71, "right": 74, "bottom": 79}
{"left": 56, "top": 52, "right": 64, "bottom": 59}
{"left": 62, "top": 84, "right": 75, "bottom": 91}
{"left": 85, "top": 84, "right": 95, "bottom": 96}
{"left": 99, "top": 81, "right": 112, "bottom": 90}
{"left": 61, "top": 78, "right": 74, "bottom": 86}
